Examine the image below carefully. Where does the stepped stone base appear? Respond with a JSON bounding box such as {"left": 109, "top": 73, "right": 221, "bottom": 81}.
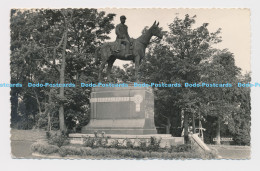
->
{"left": 69, "top": 134, "right": 184, "bottom": 148}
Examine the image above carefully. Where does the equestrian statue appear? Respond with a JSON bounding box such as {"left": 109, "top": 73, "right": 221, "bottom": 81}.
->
{"left": 95, "top": 15, "right": 163, "bottom": 81}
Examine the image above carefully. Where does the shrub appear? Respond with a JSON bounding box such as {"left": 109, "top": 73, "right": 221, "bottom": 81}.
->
{"left": 82, "top": 135, "right": 163, "bottom": 152}
{"left": 80, "top": 147, "right": 92, "bottom": 156}
{"left": 138, "top": 139, "right": 148, "bottom": 151}
{"left": 31, "top": 142, "right": 218, "bottom": 159}
{"left": 31, "top": 142, "right": 59, "bottom": 154}
{"left": 123, "top": 138, "right": 134, "bottom": 149}
{"left": 47, "top": 131, "right": 69, "bottom": 147}
{"left": 95, "top": 137, "right": 109, "bottom": 147}
{"left": 168, "top": 144, "right": 192, "bottom": 153}
{"left": 58, "top": 147, "right": 67, "bottom": 157}
{"left": 148, "top": 137, "right": 161, "bottom": 151}
{"left": 59, "top": 146, "right": 84, "bottom": 157}
{"left": 83, "top": 136, "right": 109, "bottom": 148}
{"left": 12, "top": 118, "right": 35, "bottom": 130}
{"left": 83, "top": 136, "right": 95, "bottom": 148}
{"left": 81, "top": 136, "right": 198, "bottom": 155}
{"left": 110, "top": 139, "right": 121, "bottom": 148}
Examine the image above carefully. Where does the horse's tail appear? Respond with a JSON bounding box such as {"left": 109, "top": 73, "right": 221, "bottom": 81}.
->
{"left": 95, "top": 46, "right": 101, "bottom": 65}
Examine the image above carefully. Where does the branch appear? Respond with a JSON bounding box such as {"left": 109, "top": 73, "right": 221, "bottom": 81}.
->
{"left": 42, "top": 55, "right": 61, "bottom": 73}
{"left": 40, "top": 32, "right": 65, "bottom": 73}
{"left": 159, "top": 113, "right": 169, "bottom": 119}
{"left": 53, "top": 33, "right": 65, "bottom": 65}
{"left": 29, "top": 40, "right": 61, "bottom": 73}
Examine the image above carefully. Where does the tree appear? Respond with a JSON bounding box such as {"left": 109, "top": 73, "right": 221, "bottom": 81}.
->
{"left": 10, "top": 9, "right": 116, "bottom": 131}
{"left": 138, "top": 14, "right": 222, "bottom": 142}
{"left": 200, "top": 50, "right": 241, "bottom": 144}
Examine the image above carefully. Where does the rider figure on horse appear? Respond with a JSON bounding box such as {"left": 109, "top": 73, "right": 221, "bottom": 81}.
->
{"left": 115, "top": 15, "right": 132, "bottom": 58}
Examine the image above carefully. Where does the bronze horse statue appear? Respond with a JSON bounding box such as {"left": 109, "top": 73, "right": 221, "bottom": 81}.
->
{"left": 95, "top": 21, "right": 163, "bottom": 81}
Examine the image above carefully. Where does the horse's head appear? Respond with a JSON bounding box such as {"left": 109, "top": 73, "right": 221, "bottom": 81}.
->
{"left": 150, "top": 21, "right": 163, "bottom": 39}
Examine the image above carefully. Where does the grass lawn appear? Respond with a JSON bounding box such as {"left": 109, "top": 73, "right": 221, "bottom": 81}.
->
{"left": 11, "top": 129, "right": 46, "bottom": 158}
{"left": 11, "top": 129, "right": 46, "bottom": 141}
{"left": 208, "top": 145, "right": 251, "bottom": 159}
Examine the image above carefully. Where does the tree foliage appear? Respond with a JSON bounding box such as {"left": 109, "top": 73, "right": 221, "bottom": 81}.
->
{"left": 121, "top": 15, "right": 250, "bottom": 145}
{"left": 10, "top": 9, "right": 116, "bottom": 131}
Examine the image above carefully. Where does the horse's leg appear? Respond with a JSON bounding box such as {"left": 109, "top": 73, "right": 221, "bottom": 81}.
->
{"left": 98, "top": 61, "right": 106, "bottom": 82}
{"left": 107, "top": 58, "right": 116, "bottom": 82}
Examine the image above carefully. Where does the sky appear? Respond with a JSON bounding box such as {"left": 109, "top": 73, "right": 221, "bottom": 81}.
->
{"left": 98, "top": 9, "right": 250, "bottom": 73}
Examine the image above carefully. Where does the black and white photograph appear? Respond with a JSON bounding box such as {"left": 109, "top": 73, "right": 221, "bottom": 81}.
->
{"left": 8, "top": 8, "right": 251, "bottom": 159}
{"left": 1, "top": 0, "right": 260, "bottom": 171}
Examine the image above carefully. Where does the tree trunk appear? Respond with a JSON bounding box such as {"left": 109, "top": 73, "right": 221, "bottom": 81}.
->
{"left": 166, "top": 117, "right": 171, "bottom": 134}
{"left": 47, "top": 113, "right": 51, "bottom": 131}
{"left": 34, "top": 90, "right": 42, "bottom": 116}
{"left": 47, "top": 91, "right": 52, "bottom": 131}
{"left": 11, "top": 89, "right": 19, "bottom": 126}
{"left": 215, "top": 116, "right": 221, "bottom": 145}
{"left": 192, "top": 112, "right": 196, "bottom": 134}
{"left": 184, "top": 111, "right": 189, "bottom": 143}
{"left": 58, "top": 17, "right": 68, "bottom": 132}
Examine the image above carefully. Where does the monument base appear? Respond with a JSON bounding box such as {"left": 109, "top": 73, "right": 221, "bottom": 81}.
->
{"left": 81, "top": 119, "right": 157, "bottom": 134}
{"left": 69, "top": 133, "right": 184, "bottom": 148}
{"left": 82, "top": 86, "right": 157, "bottom": 135}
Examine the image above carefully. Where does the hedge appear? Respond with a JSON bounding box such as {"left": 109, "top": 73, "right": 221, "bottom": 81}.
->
{"left": 31, "top": 141, "right": 218, "bottom": 159}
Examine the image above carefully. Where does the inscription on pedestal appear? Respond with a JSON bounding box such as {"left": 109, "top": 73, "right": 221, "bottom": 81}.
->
{"left": 90, "top": 94, "right": 143, "bottom": 112}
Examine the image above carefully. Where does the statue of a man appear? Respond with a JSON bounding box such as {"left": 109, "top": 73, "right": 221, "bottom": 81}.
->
{"left": 115, "top": 15, "right": 131, "bottom": 57}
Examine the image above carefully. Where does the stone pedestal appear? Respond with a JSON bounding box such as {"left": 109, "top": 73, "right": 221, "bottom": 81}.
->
{"left": 81, "top": 85, "right": 157, "bottom": 134}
